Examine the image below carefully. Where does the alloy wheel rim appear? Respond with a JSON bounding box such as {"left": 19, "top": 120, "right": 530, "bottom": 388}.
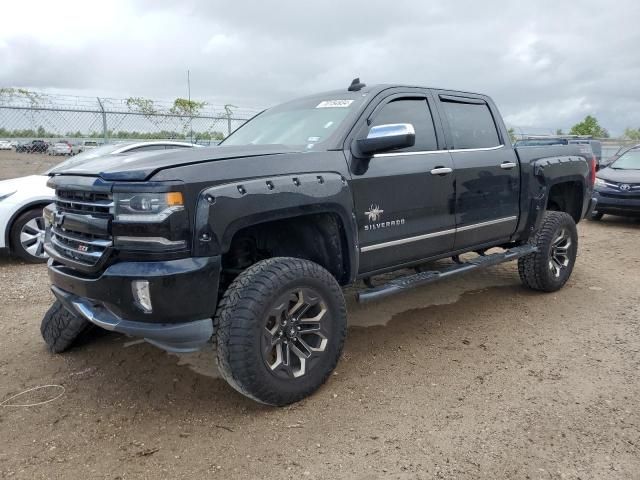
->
{"left": 262, "top": 288, "right": 330, "bottom": 379}
{"left": 19, "top": 217, "right": 48, "bottom": 259}
{"left": 549, "top": 228, "right": 571, "bottom": 278}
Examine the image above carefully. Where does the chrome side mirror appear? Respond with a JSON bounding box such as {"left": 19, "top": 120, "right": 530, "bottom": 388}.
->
{"left": 357, "top": 123, "right": 415, "bottom": 155}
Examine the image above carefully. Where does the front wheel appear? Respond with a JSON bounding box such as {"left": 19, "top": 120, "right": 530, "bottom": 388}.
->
{"left": 590, "top": 211, "right": 604, "bottom": 221}
{"left": 215, "top": 258, "right": 347, "bottom": 405}
{"left": 518, "top": 211, "right": 578, "bottom": 292}
{"left": 41, "top": 300, "right": 94, "bottom": 353}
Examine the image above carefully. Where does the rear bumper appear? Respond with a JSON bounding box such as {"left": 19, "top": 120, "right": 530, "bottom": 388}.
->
{"left": 48, "top": 255, "right": 221, "bottom": 351}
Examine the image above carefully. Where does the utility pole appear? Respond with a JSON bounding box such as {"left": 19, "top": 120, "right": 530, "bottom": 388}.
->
{"left": 187, "top": 70, "right": 193, "bottom": 144}
{"left": 97, "top": 97, "right": 107, "bottom": 143}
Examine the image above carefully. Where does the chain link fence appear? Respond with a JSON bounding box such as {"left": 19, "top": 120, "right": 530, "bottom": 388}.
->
{"left": 0, "top": 88, "right": 260, "bottom": 145}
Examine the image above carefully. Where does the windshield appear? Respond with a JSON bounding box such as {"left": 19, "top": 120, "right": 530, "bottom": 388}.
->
{"left": 46, "top": 143, "right": 127, "bottom": 173}
{"left": 611, "top": 149, "right": 640, "bottom": 170}
{"left": 221, "top": 95, "right": 365, "bottom": 149}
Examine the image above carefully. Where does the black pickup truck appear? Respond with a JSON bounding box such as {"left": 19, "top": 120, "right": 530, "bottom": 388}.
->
{"left": 41, "top": 80, "right": 597, "bottom": 405}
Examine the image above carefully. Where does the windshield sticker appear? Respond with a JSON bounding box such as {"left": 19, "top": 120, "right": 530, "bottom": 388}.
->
{"left": 316, "top": 100, "right": 354, "bottom": 109}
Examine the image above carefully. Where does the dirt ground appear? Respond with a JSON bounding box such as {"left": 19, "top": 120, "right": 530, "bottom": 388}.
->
{"left": 1, "top": 151, "right": 639, "bottom": 479}
{"left": 0, "top": 150, "right": 60, "bottom": 180}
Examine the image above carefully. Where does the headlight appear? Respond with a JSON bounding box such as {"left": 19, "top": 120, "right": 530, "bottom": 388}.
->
{"left": 114, "top": 192, "right": 184, "bottom": 222}
{"left": 113, "top": 191, "right": 189, "bottom": 252}
{"left": 594, "top": 178, "right": 606, "bottom": 189}
{"left": 0, "top": 190, "right": 16, "bottom": 202}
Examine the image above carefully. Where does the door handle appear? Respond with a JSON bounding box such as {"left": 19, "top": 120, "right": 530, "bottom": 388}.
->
{"left": 500, "top": 162, "right": 517, "bottom": 169}
{"left": 430, "top": 167, "right": 453, "bottom": 175}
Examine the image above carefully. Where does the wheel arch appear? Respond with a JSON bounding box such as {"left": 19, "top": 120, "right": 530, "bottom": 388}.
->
{"left": 222, "top": 210, "right": 354, "bottom": 285}
{"left": 193, "top": 173, "right": 358, "bottom": 285}
{"left": 545, "top": 180, "right": 584, "bottom": 223}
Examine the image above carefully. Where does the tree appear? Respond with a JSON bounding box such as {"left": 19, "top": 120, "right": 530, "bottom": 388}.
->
{"left": 569, "top": 115, "right": 608, "bottom": 138}
{"left": 170, "top": 98, "right": 206, "bottom": 117}
{"left": 623, "top": 127, "right": 640, "bottom": 141}
{"left": 555, "top": 128, "right": 564, "bottom": 135}
{"left": 507, "top": 127, "right": 517, "bottom": 143}
{"left": 169, "top": 98, "right": 206, "bottom": 139}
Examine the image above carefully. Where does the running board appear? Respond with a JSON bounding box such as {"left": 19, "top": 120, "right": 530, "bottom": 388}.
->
{"left": 357, "top": 244, "right": 537, "bottom": 303}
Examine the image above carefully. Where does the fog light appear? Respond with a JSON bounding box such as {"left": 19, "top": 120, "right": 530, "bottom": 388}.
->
{"left": 132, "top": 280, "right": 152, "bottom": 313}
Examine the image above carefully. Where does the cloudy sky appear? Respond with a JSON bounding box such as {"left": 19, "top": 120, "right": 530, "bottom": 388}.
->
{"left": 1, "top": 0, "right": 639, "bottom": 135}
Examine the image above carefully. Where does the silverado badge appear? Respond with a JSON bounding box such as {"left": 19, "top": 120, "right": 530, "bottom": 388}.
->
{"left": 364, "top": 204, "right": 405, "bottom": 231}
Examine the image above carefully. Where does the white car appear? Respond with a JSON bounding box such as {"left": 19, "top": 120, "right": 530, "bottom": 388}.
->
{"left": 71, "top": 140, "right": 99, "bottom": 154}
{"left": 47, "top": 142, "right": 72, "bottom": 156}
{"left": 0, "top": 141, "right": 200, "bottom": 262}
{"left": 0, "top": 140, "right": 12, "bottom": 150}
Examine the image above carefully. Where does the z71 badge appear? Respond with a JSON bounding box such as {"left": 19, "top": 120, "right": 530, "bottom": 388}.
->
{"left": 364, "top": 204, "right": 405, "bottom": 231}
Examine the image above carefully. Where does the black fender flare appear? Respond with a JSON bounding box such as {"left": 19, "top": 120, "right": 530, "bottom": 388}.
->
{"left": 193, "top": 172, "right": 359, "bottom": 281}
{"left": 523, "top": 155, "right": 590, "bottom": 236}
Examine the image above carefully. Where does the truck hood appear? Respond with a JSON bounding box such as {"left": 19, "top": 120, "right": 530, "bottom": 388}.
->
{"left": 48, "top": 145, "right": 300, "bottom": 181}
{"left": 597, "top": 167, "right": 640, "bottom": 184}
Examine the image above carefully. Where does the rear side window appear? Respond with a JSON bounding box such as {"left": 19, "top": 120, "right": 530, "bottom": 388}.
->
{"left": 371, "top": 98, "right": 438, "bottom": 152}
{"left": 440, "top": 100, "right": 500, "bottom": 149}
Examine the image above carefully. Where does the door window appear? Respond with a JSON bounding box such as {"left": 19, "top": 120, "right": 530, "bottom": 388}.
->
{"left": 440, "top": 100, "right": 500, "bottom": 149}
{"left": 371, "top": 99, "right": 438, "bottom": 152}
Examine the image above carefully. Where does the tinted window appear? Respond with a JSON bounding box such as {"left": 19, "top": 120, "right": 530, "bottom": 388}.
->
{"left": 371, "top": 98, "right": 438, "bottom": 152}
{"left": 441, "top": 100, "right": 500, "bottom": 149}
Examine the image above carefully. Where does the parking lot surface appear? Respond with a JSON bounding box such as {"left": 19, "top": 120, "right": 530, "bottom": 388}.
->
{"left": 1, "top": 152, "right": 639, "bottom": 479}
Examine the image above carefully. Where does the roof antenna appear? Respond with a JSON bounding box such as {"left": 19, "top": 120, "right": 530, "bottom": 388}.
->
{"left": 348, "top": 78, "right": 366, "bottom": 92}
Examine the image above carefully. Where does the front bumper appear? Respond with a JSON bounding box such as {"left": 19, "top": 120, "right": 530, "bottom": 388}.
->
{"left": 48, "top": 255, "right": 221, "bottom": 352}
{"left": 594, "top": 191, "right": 640, "bottom": 216}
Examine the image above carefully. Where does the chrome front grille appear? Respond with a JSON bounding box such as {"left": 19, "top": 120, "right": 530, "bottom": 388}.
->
{"left": 49, "top": 190, "right": 113, "bottom": 268}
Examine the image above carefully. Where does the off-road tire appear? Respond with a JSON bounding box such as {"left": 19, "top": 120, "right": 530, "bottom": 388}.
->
{"left": 590, "top": 211, "right": 604, "bottom": 221}
{"left": 41, "top": 300, "right": 94, "bottom": 353}
{"left": 10, "top": 208, "right": 48, "bottom": 263}
{"left": 518, "top": 211, "right": 578, "bottom": 292}
{"left": 215, "top": 257, "right": 347, "bottom": 406}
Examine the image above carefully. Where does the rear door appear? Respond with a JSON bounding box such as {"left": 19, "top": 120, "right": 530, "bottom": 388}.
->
{"left": 435, "top": 94, "right": 520, "bottom": 249}
{"left": 348, "top": 91, "right": 456, "bottom": 273}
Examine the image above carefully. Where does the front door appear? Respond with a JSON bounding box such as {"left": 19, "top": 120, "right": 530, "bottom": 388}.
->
{"left": 349, "top": 94, "right": 456, "bottom": 274}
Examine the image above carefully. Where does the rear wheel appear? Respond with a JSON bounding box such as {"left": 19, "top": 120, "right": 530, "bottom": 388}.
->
{"left": 10, "top": 208, "right": 48, "bottom": 263}
{"left": 215, "top": 257, "right": 347, "bottom": 405}
{"left": 518, "top": 211, "right": 578, "bottom": 292}
{"left": 590, "top": 211, "right": 604, "bottom": 221}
